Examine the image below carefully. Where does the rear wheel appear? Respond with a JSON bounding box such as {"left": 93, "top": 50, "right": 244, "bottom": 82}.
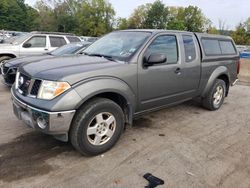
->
{"left": 202, "top": 79, "right": 226, "bottom": 111}
{"left": 70, "top": 98, "right": 125, "bottom": 156}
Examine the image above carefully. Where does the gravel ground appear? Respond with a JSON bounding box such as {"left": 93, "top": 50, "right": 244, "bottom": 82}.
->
{"left": 239, "top": 58, "right": 250, "bottom": 85}
{"left": 0, "top": 79, "right": 250, "bottom": 187}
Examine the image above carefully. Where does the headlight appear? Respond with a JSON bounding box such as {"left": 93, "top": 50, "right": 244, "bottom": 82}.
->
{"left": 37, "top": 80, "right": 71, "bottom": 100}
{"left": 15, "top": 71, "right": 20, "bottom": 89}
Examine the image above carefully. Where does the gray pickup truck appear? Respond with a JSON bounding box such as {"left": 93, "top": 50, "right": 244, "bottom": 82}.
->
{"left": 11, "top": 30, "right": 240, "bottom": 156}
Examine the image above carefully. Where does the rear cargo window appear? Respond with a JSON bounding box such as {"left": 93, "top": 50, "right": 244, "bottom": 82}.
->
{"left": 202, "top": 39, "right": 221, "bottom": 55}
{"left": 202, "top": 38, "right": 237, "bottom": 56}
{"left": 183, "top": 35, "right": 196, "bottom": 62}
{"left": 219, "top": 40, "right": 236, "bottom": 54}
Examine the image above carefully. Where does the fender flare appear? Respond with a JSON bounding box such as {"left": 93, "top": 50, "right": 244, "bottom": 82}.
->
{"left": 201, "top": 66, "right": 230, "bottom": 97}
{"left": 72, "top": 77, "right": 136, "bottom": 124}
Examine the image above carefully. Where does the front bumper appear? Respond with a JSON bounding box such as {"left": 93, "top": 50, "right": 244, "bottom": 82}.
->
{"left": 11, "top": 89, "right": 76, "bottom": 141}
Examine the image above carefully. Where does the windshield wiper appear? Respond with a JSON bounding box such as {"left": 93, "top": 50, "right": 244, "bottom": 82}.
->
{"left": 83, "top": 52, "right": 118, "bottom": 62}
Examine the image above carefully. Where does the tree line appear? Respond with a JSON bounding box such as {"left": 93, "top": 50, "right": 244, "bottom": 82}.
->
{"left": 0, "top": 0, "right": 249, "bottom": 45}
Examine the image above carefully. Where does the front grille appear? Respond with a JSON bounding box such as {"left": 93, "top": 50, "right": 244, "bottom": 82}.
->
{"left": 16, "top": 72, "right": 41, "bottom": 97}
{"left": 30, "top": 80, "right": 42, "bottom": 96}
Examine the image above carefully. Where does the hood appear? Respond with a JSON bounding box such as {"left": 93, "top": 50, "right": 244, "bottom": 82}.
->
{"left": 19, "top": 55, "right": 126, "bottom": 84}
{"left": 5, "top": 55, "right": 51, "bottom": 68}
{"left": 0, "top": 43, "right": 17, "bottom": 49}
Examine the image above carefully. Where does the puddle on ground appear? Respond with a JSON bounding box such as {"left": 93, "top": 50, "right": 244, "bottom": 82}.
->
{"left": 0, "top": 132, "right": 72, "bottom": 182}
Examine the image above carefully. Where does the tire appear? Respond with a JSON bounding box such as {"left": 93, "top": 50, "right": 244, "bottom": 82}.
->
{"left": 0, "top": 56, "right": 12, "bottom": 63}
{"left": 0, "top": 56, "right": 12, "bottom": 74}
{"left": 202, "top": 79, "right": 226, "bottom": 111}
{"left": 70, "top": 98, "right": 125, "bottom": 156}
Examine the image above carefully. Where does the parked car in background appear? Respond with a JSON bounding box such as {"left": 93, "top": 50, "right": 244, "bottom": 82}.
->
{"left": 0, "top": 33, "right": 11, "bottom": 43}
{"left": 80, "top": 36, "right": 99, "bottom": 42}
{"left": 236, "top": 45, "right": 248, "bottom": 52}
{"left": 0, "top": 34, "right": 3, "bottom": 43}
{"left": 0, "top": 30, "right": 27, "bottom": 43}
{"left": 1, "top": 41, "right": 91, "bottom": 85}
{"left": 11, "top": 30, "right": 239, "bottom": 156}
{"left": 240, "top": 48, "right": 250, "bottom": 59}
{"left": 0, "top": 31, "right": 81, "bottom": 64}
{"left": 1, "top": 32, "right": 28, "bottom": 44}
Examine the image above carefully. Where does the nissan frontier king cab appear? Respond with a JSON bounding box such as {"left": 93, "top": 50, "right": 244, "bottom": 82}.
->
{"left": 11, "top": 30, "right": 240, "bottom": 156}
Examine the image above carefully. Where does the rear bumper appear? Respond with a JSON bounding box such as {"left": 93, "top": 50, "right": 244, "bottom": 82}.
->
{"left": 11, "top": 89, "right": 76, "bottom": 141}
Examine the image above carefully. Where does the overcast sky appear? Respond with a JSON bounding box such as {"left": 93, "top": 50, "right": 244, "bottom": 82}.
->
{"left": 25, "top": 0, "right": 250, "bottom": 29}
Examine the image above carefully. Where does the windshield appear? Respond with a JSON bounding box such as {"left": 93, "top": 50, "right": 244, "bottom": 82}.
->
{"left": 50, "top": 43, "right": 86, "bottom": 56}
{"left": 12, "top": 34, "right": 31, "bottom": 45}
{"left": 84, "top": 31, "right": 151, "bottom": 61}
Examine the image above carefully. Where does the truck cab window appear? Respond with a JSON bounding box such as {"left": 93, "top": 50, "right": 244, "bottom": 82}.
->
{"left": 183, "top": 35, "right": 196, "bottom": 62}
{"left": 147, "top": 35, "right": 178, "bottom": 64}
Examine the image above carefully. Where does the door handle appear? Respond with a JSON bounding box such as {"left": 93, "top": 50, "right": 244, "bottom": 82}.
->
{"left": 44, "top": 48, "right": 48, "bottom": 51}
{"left": 174, "top": 67, "right": 181, "bottom": 74}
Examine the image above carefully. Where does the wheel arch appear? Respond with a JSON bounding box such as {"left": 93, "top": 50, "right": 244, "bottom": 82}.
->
{"left": 217, "top": 74, "right": 230, "bottom": 96}
{"left": 201, "top": 66, "right": 230, "bottom": 97}
{"left": 0, "top": 53, "right": 17, "bottom": 59}
{"left": 73, "top": 78, "right": 136, "bottom": 127}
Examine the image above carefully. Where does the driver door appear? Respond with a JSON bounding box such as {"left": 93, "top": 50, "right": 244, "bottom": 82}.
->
{"left": 138, "top": 34, "right": 193, "bottom": 111}
{"left": 19, "top": 35, "right": 48, "bottom": 57}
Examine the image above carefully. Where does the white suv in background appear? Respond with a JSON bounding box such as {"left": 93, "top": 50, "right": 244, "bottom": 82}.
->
{"left": 0, "top": 31, "right": 81, "bottom": 63}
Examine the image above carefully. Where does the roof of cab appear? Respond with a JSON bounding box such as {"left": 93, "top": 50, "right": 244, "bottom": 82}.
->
{"left": 119, "top": 29, "right": 193, "bottom": 34}
{"left": 118, "top": 29, "right": 233, "bottom": 40}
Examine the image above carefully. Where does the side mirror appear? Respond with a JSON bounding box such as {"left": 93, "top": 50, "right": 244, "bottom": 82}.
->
{"left": 144, "top": 53, "right": 167, "bottom": 67}
{"left": 23, "top": 43, "right": 31, "bottom": 48}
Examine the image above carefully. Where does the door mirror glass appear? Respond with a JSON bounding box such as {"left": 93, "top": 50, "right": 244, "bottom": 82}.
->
{"left": 23, "top": 43, "right": 32, "bottom": 48}
{"left": 144, "top": 53, "right": 167, "bottom": 67}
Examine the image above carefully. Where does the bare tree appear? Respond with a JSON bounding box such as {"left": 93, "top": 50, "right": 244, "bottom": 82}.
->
{"left": 218, "top": 19, "right": 229, "bottom": 35}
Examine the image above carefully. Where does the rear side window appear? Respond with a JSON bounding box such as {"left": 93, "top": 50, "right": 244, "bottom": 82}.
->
{"left": 202, "top": 39, "right": 221, "bottom": 55}
{"left": 49, "top": 36, "right": 66, "bottom": 47}
{"left": 183, "top": 35, "right": 196, "bottom": 62}
{"left": 219, "top": 40, "right": 236, "bottom": 54}
{"left": 147, "top": 35, "right": 178, "bottom": 64}
{"left": 67, "top": 36, "right": 81, "bottom": 43}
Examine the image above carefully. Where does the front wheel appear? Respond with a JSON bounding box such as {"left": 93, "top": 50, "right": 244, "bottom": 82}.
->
{"left": 202, "top": 79, "right": 226, "bottom": 111}
{"left": 70, "top": 98, "right": 125, "bottom": 156}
